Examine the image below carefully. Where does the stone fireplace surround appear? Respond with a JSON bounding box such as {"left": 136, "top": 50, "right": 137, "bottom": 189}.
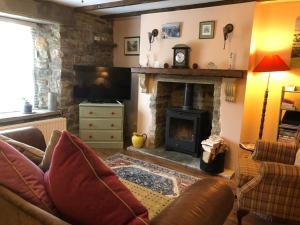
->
{"left": 132, "top": 67, "right": 246, "bottom": 171}
{"left": 148, "top": 75, "right": 222, "bottom": 148}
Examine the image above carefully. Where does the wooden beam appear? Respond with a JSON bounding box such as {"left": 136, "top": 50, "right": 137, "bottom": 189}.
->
{"left": 100, "top": 0, "right": 266, "bottom": 19}
{"left": 76, "top": 0, "right": 169, "bottom": 12}
{"left": 131, "top": 67, "right": 246, "bottom": 78}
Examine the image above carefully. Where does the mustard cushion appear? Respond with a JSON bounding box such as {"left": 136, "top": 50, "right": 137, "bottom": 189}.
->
{"left": 39, "top": 130, "right": 62, "bottom": 171}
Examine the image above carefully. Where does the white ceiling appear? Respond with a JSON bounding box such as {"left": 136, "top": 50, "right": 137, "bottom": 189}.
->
{"left": 48, "top": 0, "right": 122, "bottom": 7}
{"left": 47, "top": 0, "right": 224, "bottom": 16}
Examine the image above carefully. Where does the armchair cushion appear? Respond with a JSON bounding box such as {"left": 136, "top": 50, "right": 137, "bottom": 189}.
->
{"left": 45, "top": 131, "right": 149, "bottom": 225}
{"left": 252, "top": 140, "right": 297, "bottom": 164}
{"left": 238, "top": 161, "right": 300, "bottom": 221}
{"left": 260, "top": 161, "right": 300, "bottom": 183}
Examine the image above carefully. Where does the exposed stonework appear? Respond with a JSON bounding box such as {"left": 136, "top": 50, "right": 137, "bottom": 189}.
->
{"left": 33, "top": 24, "right": 61, "bottom": 109}
{"left": 33, "top": 12, "right": 113, "bottom": 133}
{"left": 147, "top": 75, "right": 222, "bottom": 148}
{"left": 59, "top": 13, "right": 113, "bottom": 133}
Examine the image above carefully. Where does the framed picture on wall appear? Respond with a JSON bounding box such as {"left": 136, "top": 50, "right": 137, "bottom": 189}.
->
{"left": 124, "top": 36, "right": 140, "bottom": 56}
{"left": 291, "top": 16, "right": 300, "bottom": 68}
{"left": 161, "top": 22, "right": 181, "bottom": 39}
{"left": 199, "top": 21, "right": 215, "bottom": 39}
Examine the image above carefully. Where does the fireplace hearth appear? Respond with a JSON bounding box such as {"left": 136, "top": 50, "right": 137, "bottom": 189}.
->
{"left": 165, "top": 108, "right": 211, "bottom": 157}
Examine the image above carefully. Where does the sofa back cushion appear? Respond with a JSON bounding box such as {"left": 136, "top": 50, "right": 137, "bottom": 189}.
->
{"left": 45, "top": 131, "right": 149, "bottom": 225}
{"left": 0, "top": 140, "right": 56, "bottom": 214}
{"left": 0, "top": 135, "right": 44, "bottom": 165}
{"left": 0, "top": 127, "right": 46, "bottom": 151}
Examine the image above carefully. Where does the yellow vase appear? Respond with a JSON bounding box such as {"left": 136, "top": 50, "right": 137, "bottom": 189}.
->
{"left": 132, "top": 132, "right": 147, "bottom": 149}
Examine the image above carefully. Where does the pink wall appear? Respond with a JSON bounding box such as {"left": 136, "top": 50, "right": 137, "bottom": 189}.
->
{"left": 139, "top": 2, "right": 255, "bottom": 70}
{"left": 113, "top": 16, "right": 141, "bottom": 136}
{"left": 137, "top": 2, "right": 256, "bottom": 170}
{"left": 113, "top": 16, "right": 141, "bottom": 67}
{"left": 241, "top": 1, "right": 300, "bottom": 142}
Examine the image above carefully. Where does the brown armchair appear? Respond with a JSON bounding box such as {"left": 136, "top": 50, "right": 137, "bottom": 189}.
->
{"left": 237, "top": 127, "right": 300, "bottom": 225}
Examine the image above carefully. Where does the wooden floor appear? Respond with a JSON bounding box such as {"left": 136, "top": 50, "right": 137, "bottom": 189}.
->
{"left": 97, "top": 148, "right": 291, "bottom": 225}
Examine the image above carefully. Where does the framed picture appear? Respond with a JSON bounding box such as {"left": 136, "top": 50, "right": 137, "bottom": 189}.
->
{"left": 162, "top": 22, "right": 181, "bottom": 39}
{"left": 124, "top": 36, "right": 140, "bottom": 56}
{"left": 199, "top": 21, "right": 215, "bottom": 39}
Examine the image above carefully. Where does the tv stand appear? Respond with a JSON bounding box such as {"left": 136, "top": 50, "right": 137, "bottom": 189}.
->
{"left": 87, "top": 100, "right": 122, "bottom": 104}
{"left": 79, "top": 102, "right": 124, "bottom": 149}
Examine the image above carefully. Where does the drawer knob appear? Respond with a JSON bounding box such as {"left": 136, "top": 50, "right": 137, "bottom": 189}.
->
{"left": 89, "top": 123, "right": 93, "bottom": 127}
{"left": 111, "top": 124, "right": 114, "bottom": 127}
{"left": 89, "top": 111, "right": 93, "bottom": 115}
{"left": 111, "top": 112, "right": 115, "bottom": 115}
{"left": 111, "top": 135, "right": 114, "bottom": 139}
{"left": 89, "top": 135, "right": 93, "bottom": 139}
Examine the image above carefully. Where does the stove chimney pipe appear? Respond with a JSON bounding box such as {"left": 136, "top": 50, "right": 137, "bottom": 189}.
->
{"left": 183, "top": 83, "right": 194, "bottom": 110}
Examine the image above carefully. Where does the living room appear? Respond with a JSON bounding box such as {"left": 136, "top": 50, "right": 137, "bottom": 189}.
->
{"left": 0, "top": 0, "right": 299, "bottom": 225}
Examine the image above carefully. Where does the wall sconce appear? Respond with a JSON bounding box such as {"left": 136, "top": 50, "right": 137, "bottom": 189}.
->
{"left": 223, "top": 24, "right": 234, "bottom": 50}
{"left": 148, "top": 29, "right": 159, "bottom": 51}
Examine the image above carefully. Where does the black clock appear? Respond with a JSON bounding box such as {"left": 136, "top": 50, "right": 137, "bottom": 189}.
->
{"left": 172, "top": 44, "right": 190, "bottom": 68}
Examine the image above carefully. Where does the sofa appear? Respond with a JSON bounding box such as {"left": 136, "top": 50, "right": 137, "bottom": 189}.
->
{"left": 0, "top": 127, "right": 234, "bottom": 225}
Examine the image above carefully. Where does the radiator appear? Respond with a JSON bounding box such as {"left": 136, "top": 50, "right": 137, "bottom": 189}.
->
{"left": 0, "top": 117, "right": 67, "bottom": 143}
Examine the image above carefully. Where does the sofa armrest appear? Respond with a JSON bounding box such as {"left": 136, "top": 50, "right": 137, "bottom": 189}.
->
{"left": 0, "top": 127, "right": 47, "bottom": 151}
{"left": 0, "top": 186, "right": 70, "bottom": 225}
{"left": 252, "top": 140, "right": 297, "bottom": 164}
{"left": 150, "top": 178, "right": 234, "bottom": 225}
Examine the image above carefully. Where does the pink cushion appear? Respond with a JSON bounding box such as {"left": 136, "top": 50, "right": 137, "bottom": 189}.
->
{"left": 45, "top": 131, "right": 149, "bottom": 225}
{"left": 0, "top": 140, "right": 55, "bottom": 213}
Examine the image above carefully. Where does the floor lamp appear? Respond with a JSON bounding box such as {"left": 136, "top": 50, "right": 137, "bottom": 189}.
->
{"left": 253, "top": 55, "right": 290, "bottom": 139}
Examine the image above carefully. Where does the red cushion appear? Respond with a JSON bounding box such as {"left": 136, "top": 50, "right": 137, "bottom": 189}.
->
{"left": 0, "top": 140, "right": 55, "bottom": 213}
{"left": 45, "top": 131, "right": 149, "bottom": 225}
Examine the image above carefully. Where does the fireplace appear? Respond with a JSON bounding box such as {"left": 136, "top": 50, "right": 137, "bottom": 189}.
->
{"left": 165, "top": 108, "right": 211, "bottom": 157}
{"left": 165, "top": 83, "right": 211, "bottom": 156}
{"left": 141, "top": 74, "right": 222, "bottom": 150}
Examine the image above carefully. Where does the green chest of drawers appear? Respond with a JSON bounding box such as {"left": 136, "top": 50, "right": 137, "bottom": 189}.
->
{"left": 79, "top": 102, "right": 124, "bottom": 149}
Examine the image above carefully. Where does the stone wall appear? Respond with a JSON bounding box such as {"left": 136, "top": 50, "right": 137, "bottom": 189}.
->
{"left": 59, "top": 13, "right": 113, "bottom": 132}
{"left": 148, "top": 76, "right": 222, "bottom": 148}
{"left": 33, "top": 13, "right": 113, "bottom": 133}
{"left": 33, "top": 24, "right": 61, "bottom": 109}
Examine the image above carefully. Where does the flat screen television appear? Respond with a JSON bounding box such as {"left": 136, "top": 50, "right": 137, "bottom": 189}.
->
{"left": 73, "top": 66, "right": 131, "bottom": 102}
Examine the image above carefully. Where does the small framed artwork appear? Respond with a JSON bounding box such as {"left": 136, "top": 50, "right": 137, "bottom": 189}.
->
{"left": 124, "top": 36, "right": 140, "bottom": 56}
{"left": 161, "top": 22, "right": 181, "bottom": 39}
{"left": 199, "top": 21, "right": 215, "bottom": 39}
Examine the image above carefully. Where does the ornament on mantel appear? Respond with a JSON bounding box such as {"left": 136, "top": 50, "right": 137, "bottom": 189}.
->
{"left": 192, "top": 63, "right": 198, "bottom": 69}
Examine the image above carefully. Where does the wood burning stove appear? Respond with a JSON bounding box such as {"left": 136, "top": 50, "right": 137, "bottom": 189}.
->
{"left": 165, "top": 83, "right": 211, "bottom": 157}
{"left": 165, "top": 108, "right": 211, "bottom": 157}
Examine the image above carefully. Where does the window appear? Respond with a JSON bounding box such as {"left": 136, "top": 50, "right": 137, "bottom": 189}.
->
{"left": 0, "top": 20, "right": 34, "bottom": 113}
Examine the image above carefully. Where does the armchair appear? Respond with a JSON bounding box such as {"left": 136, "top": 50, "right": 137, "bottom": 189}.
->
{"left": 237, "top": 126, "right": 300, "bottom": 225}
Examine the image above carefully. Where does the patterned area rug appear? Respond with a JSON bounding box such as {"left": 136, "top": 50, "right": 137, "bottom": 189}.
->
{"left": 106, "top": 154, "right": 199, "bottom": 198}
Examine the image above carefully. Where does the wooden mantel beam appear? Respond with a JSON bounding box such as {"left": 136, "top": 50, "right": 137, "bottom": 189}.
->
{"left": 75, "top": 0, "right": 169, "bottom": 12}
{"left": 131, "top": 67, "right": 247, "bottom": 78}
